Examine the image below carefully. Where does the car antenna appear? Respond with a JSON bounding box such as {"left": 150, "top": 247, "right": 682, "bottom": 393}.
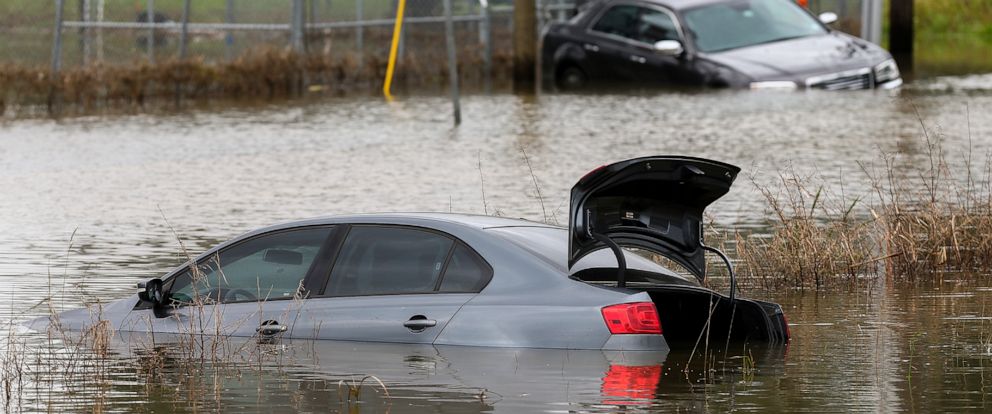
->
{"left": 587, "top": 210, "right": 627, "bottom": 288}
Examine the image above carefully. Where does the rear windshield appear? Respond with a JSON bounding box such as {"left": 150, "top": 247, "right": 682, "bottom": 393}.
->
{"left": 487, "top": 226, "right": 699, "bottom": 287}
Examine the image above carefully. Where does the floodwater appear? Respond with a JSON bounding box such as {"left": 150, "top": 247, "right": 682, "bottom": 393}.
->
{"left": 2, "top": 77, "right": 992, "bottom": 412}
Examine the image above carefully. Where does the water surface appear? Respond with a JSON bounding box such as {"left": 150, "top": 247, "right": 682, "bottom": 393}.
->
{"left": 2, "top": 80, "right": 992, "bottom": 412}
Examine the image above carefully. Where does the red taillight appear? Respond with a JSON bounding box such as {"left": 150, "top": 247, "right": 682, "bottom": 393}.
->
{"left": 601, "top": 302, "right": 662, "bottom": 335}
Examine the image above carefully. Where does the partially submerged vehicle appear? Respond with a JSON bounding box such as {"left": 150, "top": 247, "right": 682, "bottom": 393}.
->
{"left": 542, "top": 0, "right": 902, "bottom": 90}
{"left": 34, "top": 156, "right": 789, "bottom": 350}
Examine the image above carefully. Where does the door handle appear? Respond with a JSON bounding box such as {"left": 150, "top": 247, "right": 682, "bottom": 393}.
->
{"left": 583, "top": 43, "right": 600, "bottom": 52}
{"left": 403, "top": 318, "right": 437, "bottom": 331}
{"left": 257, "top": 320, "right": 288, "bottom": 337}
{"left": 629, "top": 55, "right": 647, "bottom": 64}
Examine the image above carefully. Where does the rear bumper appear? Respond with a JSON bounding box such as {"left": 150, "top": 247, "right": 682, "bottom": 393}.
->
{"left": 602, "top": 334, "right": 669, "bottom": 352}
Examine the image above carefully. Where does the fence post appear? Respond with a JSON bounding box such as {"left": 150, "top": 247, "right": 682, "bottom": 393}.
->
{"left": 481, "top": 0, "right": 492, "bottom": 93}
{"left": 80, "top": 0, "right": 91, "bottom": 65}
{"left": 96, "top": 0, "right": 104, "bottom": 62}
{"left": 889, "top": 0, "right": 913, "bottom": 70}
{"left": 225, "top": 0, "right": 235, "bottom": 60}
{"left": 146, "top": 0, "right": 154, "bottom": 63}
{"left": 356, "top": 0, "right": 364, "bottom": 58}
{"left": 513, "top": 0, "right": 537, "bottom": 91}
{"left": 860, "top": 0, "right": 881, "bottom": 45}
{"left": 291, "top": 0, "right": 305, "bottom": 52}
{"left": 179, "top": 0, "right": 191, "bottom": 59}
{"left": 443, "top": 0, "right": 461, "bottom": 125}
{"left": 52, "top": 0, "right": 65, "bottom": 74}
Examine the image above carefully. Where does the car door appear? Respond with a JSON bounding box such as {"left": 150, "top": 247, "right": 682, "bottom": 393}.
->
{"left": 626, "top": 6, "right": 698, "bottom": 84}
{"left": 584, "top": 5, "right": 644, "bottom": 80}
{"left": 587, "top": 4, "right": 696, "bottom": 84}
{"left": 295, "top": 225, "right": 491, "bottom": 344}
{"left": 132, "top": 226, "right": 337, "bottom": 337}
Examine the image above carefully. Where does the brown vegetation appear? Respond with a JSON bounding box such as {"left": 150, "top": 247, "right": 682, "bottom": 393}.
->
{"left": 0, "top": 43, "right": 512, "bottom": 117}
{"left": 734, "top": 115, "right": 992, "bottom": 291}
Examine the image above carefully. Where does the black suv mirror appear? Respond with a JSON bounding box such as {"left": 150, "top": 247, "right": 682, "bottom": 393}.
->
{"left": 137, "top": 278, "right": 165, "bottom": 306}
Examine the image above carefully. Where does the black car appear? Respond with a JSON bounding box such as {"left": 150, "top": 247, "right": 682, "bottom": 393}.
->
{"left": 542, "top": 0, "right": 902, "bottom": 90}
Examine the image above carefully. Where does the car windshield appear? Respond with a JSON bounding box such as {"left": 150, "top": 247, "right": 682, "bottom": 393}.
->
{"left": 682, "top": 0, "right": 827, "bottom": 53}
{"left": 487, "top": 226, "right": 699, "bottom": 287}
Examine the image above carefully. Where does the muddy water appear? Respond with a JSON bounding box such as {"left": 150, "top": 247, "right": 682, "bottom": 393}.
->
{"left": 2, "top": 80, "right": 992, "bottom": 412}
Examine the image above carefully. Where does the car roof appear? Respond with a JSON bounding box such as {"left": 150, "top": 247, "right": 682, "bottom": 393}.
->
{"left": 594, "top": 0, "right": 730, "bottom": 10}
{"left": 261, "top": 212, "right": 560, "bottom": 233}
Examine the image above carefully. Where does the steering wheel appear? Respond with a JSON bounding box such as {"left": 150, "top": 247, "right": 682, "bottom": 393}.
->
{"left": 202, "top": 287, "right": 258, "bottom": 303}
{"left": 223, "top": 288, "right": 258, "bottom": 302}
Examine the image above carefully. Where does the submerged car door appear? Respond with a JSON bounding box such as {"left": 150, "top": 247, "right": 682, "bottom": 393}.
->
{"left": 297, "top": 225, "right": 492, "bottom": 344}
{"left": 584, "top": 4, "right": 645, "bottom": 80}
{"left": 129, "top": 226, "right": 337, "bottom": 337}
{"left": 625, "top": 6, "right": 698, "bottom": 84}
{"left": 568, "top": 156, "right": 740, "bottom": 283}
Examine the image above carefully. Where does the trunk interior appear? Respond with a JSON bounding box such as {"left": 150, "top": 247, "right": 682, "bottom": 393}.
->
{"left": 641, "top": 285, "right": 788, "bottom": 346}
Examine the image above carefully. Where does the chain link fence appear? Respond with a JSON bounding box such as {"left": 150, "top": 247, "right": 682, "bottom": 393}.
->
{"left": 40, "top": 0, "right": 500, "bottom": 70}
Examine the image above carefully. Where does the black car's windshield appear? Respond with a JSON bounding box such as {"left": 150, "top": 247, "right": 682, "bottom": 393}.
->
{"left": 683, "top": 0, "right": 827, "bottom": 53}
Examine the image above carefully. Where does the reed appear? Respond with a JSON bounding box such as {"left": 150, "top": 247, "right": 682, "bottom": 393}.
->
{"left": 734, "top": 113, "right": 992, "bottom": 291}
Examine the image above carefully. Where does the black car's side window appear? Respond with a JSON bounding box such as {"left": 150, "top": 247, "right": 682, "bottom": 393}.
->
{"left": 438, "top": 244, "right": 492, "bottom": 293}
{"left": 169, "top": 227, "right": 332, "bottom": 304}
{"left": 328, "top": 226, "right": 454, "bottom": 296}
{"left": 592, "top": 5, "right": 640, "bottom": 39}
{"left": 592, "top": 5, "right": 680, "bottom": 45}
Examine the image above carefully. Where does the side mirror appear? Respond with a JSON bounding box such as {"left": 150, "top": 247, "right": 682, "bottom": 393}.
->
{"left": 818, "top": 12, "right": 838, "bottom": 25}
{"left": 653, "top": 40, "right": 684, "bottom": 57}
{"left": 137, "top": 278, "right": 165, "bottom": 306}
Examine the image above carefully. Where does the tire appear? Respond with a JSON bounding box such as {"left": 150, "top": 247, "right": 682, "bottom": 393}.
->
{"left": 556, "top": 65, "right": 587, "bottom": 90}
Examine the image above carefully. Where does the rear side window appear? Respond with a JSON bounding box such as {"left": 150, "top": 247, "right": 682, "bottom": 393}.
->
{"left": 439, "top": 245, "right": 491, "bottom": 293}
{"left": 328, "top": 226, "right": 453, "bottom": 296}
{"left": 325, "top": 225, "right": 492, "bottom": 296}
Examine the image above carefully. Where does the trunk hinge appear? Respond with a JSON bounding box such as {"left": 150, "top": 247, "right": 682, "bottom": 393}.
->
{"left": 587, "top": 209, "right": 627, "bottom": 288}
{"left": 701, "top": 244, "right": 736, "bottom": 301}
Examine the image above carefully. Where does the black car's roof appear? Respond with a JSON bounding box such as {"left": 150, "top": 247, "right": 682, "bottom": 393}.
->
{"left": 591, "top": 0, "right": 733, "bottom": 10}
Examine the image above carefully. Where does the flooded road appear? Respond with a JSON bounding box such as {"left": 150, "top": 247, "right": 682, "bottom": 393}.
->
{"left": 2, "top": 80, "right": 992, "bottom": 412}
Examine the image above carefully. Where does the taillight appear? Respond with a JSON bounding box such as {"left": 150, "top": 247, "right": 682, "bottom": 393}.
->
{"left": 601, "top": 302, "right": 662, "bottom": 335}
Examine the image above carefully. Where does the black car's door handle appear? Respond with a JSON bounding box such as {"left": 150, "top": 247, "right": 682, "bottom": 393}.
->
{"left": 629, "top": 55, "right": 647, "bottom": 64}
{"left": 403, "top": 318, "right": 437, "bottom": 330}
{"left": 583, "top": 43, "right": 600, "bottom": 52}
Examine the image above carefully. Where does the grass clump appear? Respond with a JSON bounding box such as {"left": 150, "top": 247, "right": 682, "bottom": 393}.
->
{"left": 735, "top": 111, "right": 992, "bottom": 291}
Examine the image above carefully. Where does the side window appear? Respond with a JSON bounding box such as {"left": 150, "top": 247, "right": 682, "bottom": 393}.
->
{"left": 439, "top": 244, "right": 492, "bottom": 293}
{"left": 592, "top": 6, "right": 680, "bottom": 44}
{"left": 170, "top": 227, "right": 332, "bottom": 304}
{"left": 327, "top": 226, "right": 454, "bottom": 296}
{"left": 592, "top": 5, "right": 639, "bottom": 39}
{"left": 635, "top": 9, "right": 680, "bottom": 44}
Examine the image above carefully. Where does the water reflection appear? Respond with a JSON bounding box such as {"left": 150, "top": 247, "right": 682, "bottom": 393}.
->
{"left": 2, "top": 78, "right": 992, "bottom": 412}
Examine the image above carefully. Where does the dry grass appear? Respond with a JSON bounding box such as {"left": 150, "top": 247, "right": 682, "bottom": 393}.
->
{"left": 734, "top": 112, "right": 992, "bottom": 291}
{"left": 734, "top": 168, "right": 879, "bottom": 291}
{"left": 0, "top": 40, "right": 512, "bottom": 117}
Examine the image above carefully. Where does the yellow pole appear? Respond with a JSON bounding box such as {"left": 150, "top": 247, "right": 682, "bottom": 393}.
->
{"left": 383, "top": 0, "right": 406, "bottom": 101}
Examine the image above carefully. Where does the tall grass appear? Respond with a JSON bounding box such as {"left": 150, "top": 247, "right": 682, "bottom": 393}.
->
{"left": 0, "top": 33, "right": 512, "bottom": 117}
{"left": 735, "top": 113, "right": 992, "bottom": 291}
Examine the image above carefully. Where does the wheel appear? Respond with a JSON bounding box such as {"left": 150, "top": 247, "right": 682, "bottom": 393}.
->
{"left": 556, "top": 65, "right": 587, "bottom": 90}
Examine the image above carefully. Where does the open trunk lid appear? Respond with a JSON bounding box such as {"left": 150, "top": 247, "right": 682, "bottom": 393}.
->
{"left": 568, "top": 156, "right": 740, "bottom": 282}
